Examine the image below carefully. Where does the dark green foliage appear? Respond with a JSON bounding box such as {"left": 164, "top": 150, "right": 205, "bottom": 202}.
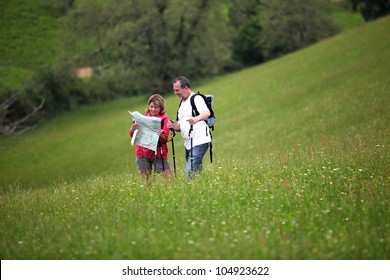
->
{"left": 350, "top": 0, "right": 390, "bottom": 21}
{"left": 260, "top": 0, "right": 340, "bottom": 60}
{"left": 0, "top": 0, "right": 365, "bottom": 135}
{"left": 24, "top": 63, "right": 138, "bottom": 114}
{"left": 0, "top": 88, "right": 44, "bottom": 135}
{"left": 31, "top": 67, "right": 80, "bottom": 112}
{"left": 231, "top": 8, "right": 265, "bottom": 66}
{"left": 229, "top": 0, "right": 264, "bottom": 67}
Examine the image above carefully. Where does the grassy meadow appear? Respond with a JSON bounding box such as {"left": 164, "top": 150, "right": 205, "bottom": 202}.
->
{"left": 0, "top": 0, "right": 64, "bottom": 91}
{"left": 0, "top": 16, "right": 389, "bottom": 259}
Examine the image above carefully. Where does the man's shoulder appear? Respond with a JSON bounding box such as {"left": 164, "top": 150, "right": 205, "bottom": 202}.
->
{"left": 190, "top": 92, "right": 201, "bottom": 99}
{"left": 188, "top": 92, "right": 197, "bottom": 101}
{"left": 190, "top": 92, "right": 205, "bottom": 103}
{"left": 191, "top": 93, "right": 208, "bottom": 108}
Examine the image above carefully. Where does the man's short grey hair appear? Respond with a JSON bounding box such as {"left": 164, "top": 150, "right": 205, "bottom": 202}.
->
{"left": 173, "top": 76, "right": 191, "bottom": 89}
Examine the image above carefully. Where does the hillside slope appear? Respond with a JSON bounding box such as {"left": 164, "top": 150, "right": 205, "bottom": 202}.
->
{"left": 0, "top": 16, "right": 389, "bottom": 188}
{"left": 204, "top": 15, "right": 389, "bottom": 157}
{"left": 0, "top": 0, "right": 63, "bottom": 91}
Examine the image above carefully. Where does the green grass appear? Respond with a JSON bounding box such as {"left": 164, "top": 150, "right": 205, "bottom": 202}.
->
{"left": 0, "top": 0, "right": 64, "bottom": 91}
{"left": 1, "top": 146, "right": 388, "bottom": 259}
{"left": 0, "top": 95, "right": 148, "bottom": 188}
{"left": 331, "top": 4, "right": 365, "bottom": 31}
{"left": 0, "top": 17, "right": 389, "bottom": 259}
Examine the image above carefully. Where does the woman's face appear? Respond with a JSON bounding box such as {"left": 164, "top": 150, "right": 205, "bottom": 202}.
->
{"left": 148, "top": 102, "right": 161, "bottom": 117}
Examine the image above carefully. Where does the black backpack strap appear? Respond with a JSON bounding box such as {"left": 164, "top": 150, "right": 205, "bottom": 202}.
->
{"left": 176, "top": 100, "right": 182, "bottom": 122}
{"left": 160, "top": 118, "right": 165, "bottom": 129}
{"left": 191, "top": 92, "right": 214, "bottom": 122}
{"left": 190, "top": 93, "right": 200, "bottom": 117}
{"left": 189, "top": 94, "right": 201, "bottom": 137}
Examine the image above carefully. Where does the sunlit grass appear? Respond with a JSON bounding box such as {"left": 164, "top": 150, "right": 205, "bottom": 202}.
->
{"left": 1, "top": 141, "right": 388, "bottom": 259}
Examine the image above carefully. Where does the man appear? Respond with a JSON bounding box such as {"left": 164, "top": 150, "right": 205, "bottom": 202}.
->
{"left": 167, "top": 76, "right": 211, "bottom": 179}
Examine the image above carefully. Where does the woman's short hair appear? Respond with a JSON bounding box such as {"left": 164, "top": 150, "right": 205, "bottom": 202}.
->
{"left": 146, "top": 94, "right": 166, "bottom": 115}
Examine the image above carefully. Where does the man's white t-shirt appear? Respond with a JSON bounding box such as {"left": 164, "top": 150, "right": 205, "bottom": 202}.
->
{"left": 178, "top": 92, "right": 212, "bottom": 150}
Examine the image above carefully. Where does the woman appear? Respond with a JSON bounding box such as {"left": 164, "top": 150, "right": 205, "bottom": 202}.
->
{"left": 129, "top": 94, "right": 173, "bottom": 179}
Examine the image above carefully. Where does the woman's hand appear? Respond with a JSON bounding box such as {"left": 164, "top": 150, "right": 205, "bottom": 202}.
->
{"left": 130, "top": 122, "right": 139, "bottom": 132}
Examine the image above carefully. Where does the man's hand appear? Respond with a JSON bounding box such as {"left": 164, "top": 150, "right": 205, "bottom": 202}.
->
{"left": 167, "top": 120, "right": 179, "bottom": 132}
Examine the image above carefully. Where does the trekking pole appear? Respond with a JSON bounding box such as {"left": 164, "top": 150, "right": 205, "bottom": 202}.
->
{"left": 160, "top": 144, "right": 165, "bottom": 172}
{"left": 171, "top": 135, "right": 176, "bottom": 177}
{"left": 169, "top": 120, "right": 177, "bottom": 177}
{"left": 189, "top": 125, "right": 194, "bottom": 176}
{"left": 154, "top": 150, "right": 157, "bottom": 174}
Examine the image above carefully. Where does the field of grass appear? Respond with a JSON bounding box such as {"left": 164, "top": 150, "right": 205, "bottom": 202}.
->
{"left": 0, "top": 0, "right": 64, "bottom": 91}
{"left": 0, "top": 16, "right": 389, "bottom": 259}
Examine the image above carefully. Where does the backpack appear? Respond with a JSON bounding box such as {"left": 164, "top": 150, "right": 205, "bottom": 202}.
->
{"left": 176, "top": 92, "right": 215, "bottom": 163}
{"left": 190, "top": 92, "right": 215, "bottom": 130}
{"left": 176, "top": 92, "right": 215, "bottom": 130}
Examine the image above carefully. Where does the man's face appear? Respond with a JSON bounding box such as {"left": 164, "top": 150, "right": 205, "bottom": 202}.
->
{"left": 173, "top": 81, "right": 186, "bottom": 100}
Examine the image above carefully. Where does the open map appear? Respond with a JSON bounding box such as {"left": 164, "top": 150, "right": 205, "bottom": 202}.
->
{"left": 129, "top": 111, "right": 161, "bottom": 151}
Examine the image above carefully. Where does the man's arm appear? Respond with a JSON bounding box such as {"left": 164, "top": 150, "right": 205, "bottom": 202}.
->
{"left": 167, "top": 120, "right": 180, "bottom": 132}
{"left": 188, "top": 110, "right": 210, "bottom": 126}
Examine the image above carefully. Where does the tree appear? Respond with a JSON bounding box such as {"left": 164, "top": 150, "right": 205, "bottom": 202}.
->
{"left": 63, "top": 0, "right": 232, "bottom": 94}
{"left": 0, "top": 91, "right": 45, "bottom": 136}
{"left": 350, "top": 0, "right": 390, "bottom": 21}
{"left": 40, "top": 0, "right": 75, "bottom": 14}
{"left": 229, "top": 0, "right": 265, "bottom": 67}
{"left": 260, "top": 0, "right": 340, "bottom": 60}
